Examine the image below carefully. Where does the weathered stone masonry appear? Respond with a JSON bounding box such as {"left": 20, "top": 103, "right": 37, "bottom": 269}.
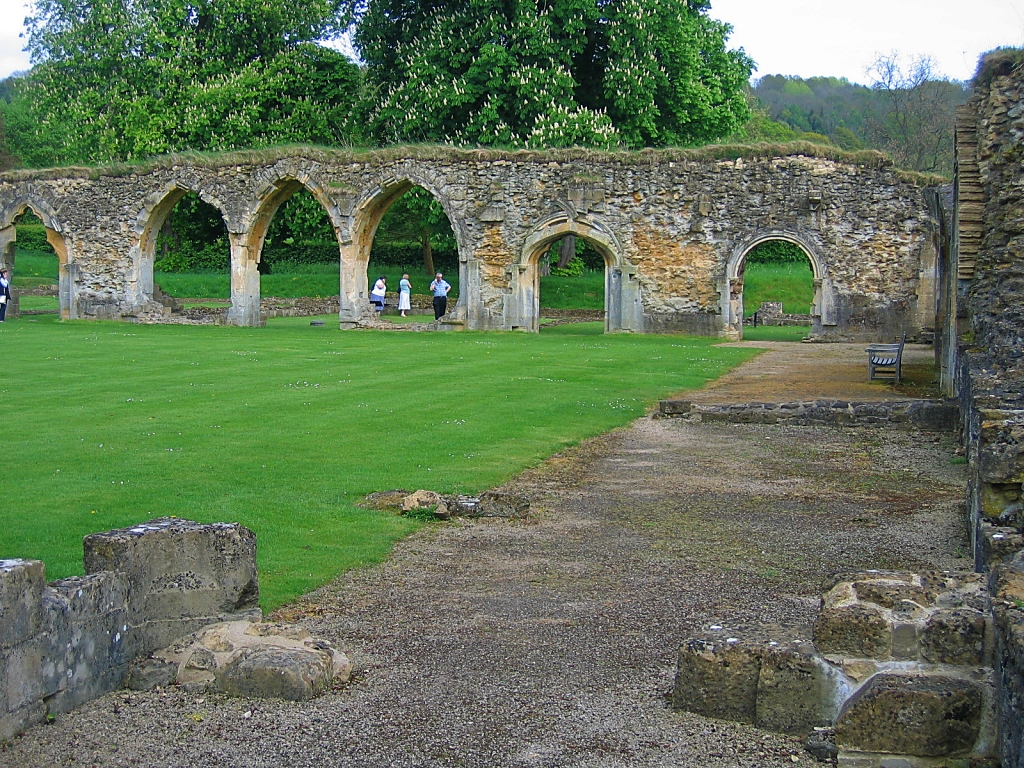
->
{"left": 0, "top": 146, "right": 939, "bottom": 339}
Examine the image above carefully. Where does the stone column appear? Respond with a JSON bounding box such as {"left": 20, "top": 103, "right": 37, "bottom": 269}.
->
{"left": 225, "top": 233, "right": 265, "bottom": 327}
{"left": 0, "top": 225, "right": 18, "bottom": 319}
{"left": 617, "top": 267, "right": 643, "bottom": 332}
{"left": 337, "top": 241, "right": 366, "bottom": 329}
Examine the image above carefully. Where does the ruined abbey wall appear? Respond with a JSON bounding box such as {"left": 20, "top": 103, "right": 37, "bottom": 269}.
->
{"left": 940, "top": 49, "right": 1024, "bottom": 768}
{"left": 0, "top": 146, "right": 938, "bottom": 339}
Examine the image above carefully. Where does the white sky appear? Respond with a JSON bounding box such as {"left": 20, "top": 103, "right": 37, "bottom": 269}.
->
{"left": 0, "top": 0, "right": 1022, "bottom": 83}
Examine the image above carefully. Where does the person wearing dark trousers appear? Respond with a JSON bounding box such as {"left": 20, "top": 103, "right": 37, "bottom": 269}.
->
{"left": 0, "top": 268, "right": 10, "bottom": 322}
{"left": 429, "top": 272, "right": 451, "bottom": 321}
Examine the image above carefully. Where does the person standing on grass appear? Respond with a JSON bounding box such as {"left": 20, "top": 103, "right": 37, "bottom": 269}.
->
{"left": 429, "top": 272, "right": 451, "bottom": 320}
{"left": 0, "top": 269, "right": 10, "bottom": 322}
{"left": 398, "top": 273, "right": 412, "bottom": 317}
{"left": 370, "top": 274, "right": 387, "bottom": 315}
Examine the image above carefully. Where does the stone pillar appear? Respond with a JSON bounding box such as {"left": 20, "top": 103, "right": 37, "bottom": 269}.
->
{"left": 720, "top": 276, "right": 743, "bottom": 339}
{"left": 0, "top": 225, "right": 18, "bottom": 319}
{"left": 617, "top": 267, "right": 643, "bottom": 332}
{"left": 337, "top": 241, "right": 366, "bottom": 329}
{"left": 606, "top": 268, "right": 622, "bottom": 332}
{"left": 505, "top": 263, "right": 537, "bottom": 331}
{"left": 225, "top": 233, "right": 265, "bottom": 327}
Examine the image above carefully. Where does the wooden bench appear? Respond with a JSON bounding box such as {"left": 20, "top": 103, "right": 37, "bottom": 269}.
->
{"left": 866, "top": 333, "right": 906, "bottom": 384}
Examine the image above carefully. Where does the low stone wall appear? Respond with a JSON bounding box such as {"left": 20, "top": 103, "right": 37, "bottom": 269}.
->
{"left": 674, "top": 571, "right": 999, "bottom": 766}
{"left": 0, "top": 519, "right": 260, "bottom": 740}
{"left": 658, "top": 398, "right": 959, "bottom": 431}
{"left": 744, "top": 301, "right": 812, "bottom": 327}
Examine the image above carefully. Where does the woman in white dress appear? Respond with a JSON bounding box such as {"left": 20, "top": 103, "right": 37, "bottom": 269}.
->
{"left": 398, "top": 273, "right": 412, "bottom": 317}
{"left": 370, "top": 275, "right": 387, "bottom": 314}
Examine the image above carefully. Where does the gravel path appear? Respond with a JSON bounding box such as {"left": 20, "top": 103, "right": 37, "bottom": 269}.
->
{"left": 2, "top": 416, "right": 968, "bottom": 768}
{"left": 683, "top": 341, "right": 938, "bottom": 403}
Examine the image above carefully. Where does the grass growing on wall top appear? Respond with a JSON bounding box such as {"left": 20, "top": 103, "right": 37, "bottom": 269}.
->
{"left": 0, "top": 316, "right": 758, "bottom": 609}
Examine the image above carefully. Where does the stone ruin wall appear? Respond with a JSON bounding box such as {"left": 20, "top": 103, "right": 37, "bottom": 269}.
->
{"left": 0, "top": 147, "right": 937, "bottom": 340}
{"left": 0, "top": 519, "right": 260, "bottom": 741}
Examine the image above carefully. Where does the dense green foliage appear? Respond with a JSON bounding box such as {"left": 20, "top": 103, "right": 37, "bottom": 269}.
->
{"left": 745, "top": 239, "right": 807, "bottom": 265}
{"left": 356, "top": 0, "right": 753, "bottom": 148}
{"left": 5, "top": 0, "right": 361, "bottom": 165}
{"left": 0, "top": 315, "right": 757, "bottom": 607}
{"left": 748, "top": 60, "right": 968, "bottom": 174}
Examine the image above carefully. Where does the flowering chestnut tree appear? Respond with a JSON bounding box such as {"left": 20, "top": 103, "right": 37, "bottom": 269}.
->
{"left": 356, "top": 0, "right": 753, "bottom": 149}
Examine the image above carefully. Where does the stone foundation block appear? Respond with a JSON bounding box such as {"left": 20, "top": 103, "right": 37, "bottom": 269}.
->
{"left": 813, "top": 604, "right": 892, "bottom": 658}
{"left": 673, "top": 638, "right": 760, "bottom": 723}
{"left": 145, "top": 620, "right": 351, "bottom": 701}
{"left": 216, "top": 646, "right": 336, "bottom": 701}
{"left": 0, "top": 559, "right": 45, "bottom": 649}
{"left": 835, "top": 673, "right": 983, "bottom": 757}
{"left": 755, "top": 642, "right": 831, "bottom": 734}
{"left": 476, "top": 491, "right": 530, "bottom": 518}
{"left": 920, "top": 609, "right": 987, "bottom": 665}
{"left": 83, "top": 518, "right": 260, "bottom": 652}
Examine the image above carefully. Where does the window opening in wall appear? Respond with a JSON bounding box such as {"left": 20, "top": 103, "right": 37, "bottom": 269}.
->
{"left": 538, "top": 236, "right": 606, "bottom": 333}
{"left": 740, "top": 239, "right": 814, "bottom": 342}
{"left": 153, "top": 194, "right": 231, "bottom": 314}
{"left": 367, "top": 186, "right": 457, "bottom": 324}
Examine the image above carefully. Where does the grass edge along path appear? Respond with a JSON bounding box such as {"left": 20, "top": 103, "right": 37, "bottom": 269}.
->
{"left": 0, "top": 317, "right": 760, "bottom": 609}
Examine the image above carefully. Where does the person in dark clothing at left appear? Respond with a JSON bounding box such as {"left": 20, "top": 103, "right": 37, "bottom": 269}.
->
{"left": 0, "top": 269, "right": 10, "bottom": 322}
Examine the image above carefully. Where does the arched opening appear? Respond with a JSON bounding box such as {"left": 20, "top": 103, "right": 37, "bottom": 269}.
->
{"left": 353, "top": 183, "right": 459, "bottom": 324}
{"left": 723, "top": 234, "right": 828, "bottom": 341}
{"left": 513, "top": 214, "right": 640, "bottom": 334}
{"left": 0, "top": 204, "right": 71, "bottom": 319}
{"left": 248, "top": 185, "right": 342, "bottom": 320}
{"left": 137, "top": 190, "right": 230, "bottom": 319}
{"left": 537, "top": 236, "right": 606, "bottom": 329}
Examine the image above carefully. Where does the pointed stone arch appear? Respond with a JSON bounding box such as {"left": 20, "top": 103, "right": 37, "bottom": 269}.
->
{"left": 720, "top": 230, "right": 836, "bottom": 339}
{"left": 508, "top": 212, "right": 642, "bottom": 333}
{"left": 343, "top": 172, "right": 467, "bottom": 327}
{"left": 0, "top": 194, "right": 75, "bottom": 319}
{"left": 132, "top": 182, "right": 230, "bottom": 313}
{"left": 224, "top": 173, "right": 344, "bottom": 327}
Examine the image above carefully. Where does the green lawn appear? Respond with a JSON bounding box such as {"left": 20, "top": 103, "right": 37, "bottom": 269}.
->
{"left": 154, "top": 263, "right": 461, "bottom": 300}
{"left": 0, "top": 315, "right": 758, "bottom": 609}
{"left": 10, "top": 250, "right": 59, "bottom": 287}
{"left": 540, "top": 270, "right": 605, "bottom": 309}
{"left": 17, "top": 296, "right": 60, "bottom": 311}
{"left": 155, "top": 265, "right": 607, "bottom": 311}
{"left": 743, "top": 261, "right": 815, "bottom": 316}
{"left": 743, "top": 325, "right": 812, "bottom": 342}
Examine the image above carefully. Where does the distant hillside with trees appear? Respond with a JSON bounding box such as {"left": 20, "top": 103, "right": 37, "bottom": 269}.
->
{"left": 742, "top": 55, "right": 969, "bottom": 176}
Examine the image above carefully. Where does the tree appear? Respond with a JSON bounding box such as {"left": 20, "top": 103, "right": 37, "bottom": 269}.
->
{"left": 18, "top": 0, "right": 362, "bottom": 164}
{"left": 355, "top": 0, "right": 753, "bottom": 149}
{"left": 373, "top": 189, "right": 457, "bottom": 275}
{"left": 866, "top": 54, "right": 967, "bottom": 175}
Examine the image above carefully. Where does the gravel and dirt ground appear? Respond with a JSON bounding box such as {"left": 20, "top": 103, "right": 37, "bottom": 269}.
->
{"left": 1, "top": 343, "right": 968, "bottom": 768}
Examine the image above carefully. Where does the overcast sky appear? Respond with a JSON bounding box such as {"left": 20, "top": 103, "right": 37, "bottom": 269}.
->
{"left": 0, "top": 0, "right": 1021, "bottom": 83}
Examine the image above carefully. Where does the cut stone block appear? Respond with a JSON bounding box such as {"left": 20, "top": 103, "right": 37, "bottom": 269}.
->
{"left": 813, "top": 604, "right": 891, "bottom": 658}
{"left": 920, "top": 609, "right": 986, "bottom": 666}
{"left": 216, "top": 646, "right": 336, "bottom": 701}
{"left": 835, "top": 673, "right": 983, "bottom": 757}
{"left": 755, "top": 642, "right": 832, "bottom": 734}
{"left": 476, "top": 491, "right": 530, "bottom": 518}
{"left": 83, "top": 518, "right": 260, "bottom": 652}
{"left": 0, "top": 559, "right": 45, "bottom": 649}
{"left": 146, "top": 620, "right": 351, "bottom": 699}
{"left": 673, "top": 639, "right": 760, "bottom": 723}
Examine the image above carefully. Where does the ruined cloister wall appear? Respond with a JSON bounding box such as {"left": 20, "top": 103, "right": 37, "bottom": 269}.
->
{"left": 0, "top": 147, "right": 937, "bottom": 338}
{"left": 939, "top": 50, "right": 1024, "bottom": 768}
